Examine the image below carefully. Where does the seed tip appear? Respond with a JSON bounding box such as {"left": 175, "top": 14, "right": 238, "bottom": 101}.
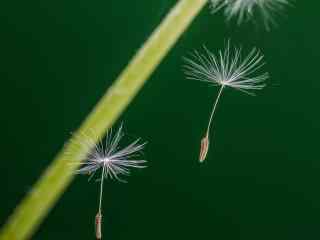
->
{"left": 199, "top": 135, "right": 209, "bottom": 163}
{"left": 95, "top": 211, "right": 102, "bottom": 239}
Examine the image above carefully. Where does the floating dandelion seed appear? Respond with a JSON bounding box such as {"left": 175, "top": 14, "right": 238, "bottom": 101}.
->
{"left": 210, "top": 0, "right": 289, "bottom": 30}
{"left": 183, "top": 42, "right": 268, "bottom": 162}
{"left": 76, "top": 125, "right": 146, "bottom": 239}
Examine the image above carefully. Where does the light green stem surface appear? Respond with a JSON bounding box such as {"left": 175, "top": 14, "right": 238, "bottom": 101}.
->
{"left": 0, "top": 0, "right": 207, "bottom": 239}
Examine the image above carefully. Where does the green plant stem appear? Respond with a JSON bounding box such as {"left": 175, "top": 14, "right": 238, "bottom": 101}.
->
{"left": 0, "top": 0, "right": 207, "bottom": 239}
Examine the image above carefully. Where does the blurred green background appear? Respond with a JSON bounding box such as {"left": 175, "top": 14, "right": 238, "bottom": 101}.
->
{"left": 1, "top": 0, "right": 320, "bottom": 239}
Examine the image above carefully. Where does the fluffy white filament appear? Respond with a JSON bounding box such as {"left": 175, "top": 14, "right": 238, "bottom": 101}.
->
{"left": 77, "top": 125, "right": 146, "bottom": 182}
{"left": 184, "top": 42, "right": 268, "bottom": 95}
{"left": 210, "top": 0, "right": 289, "bottom": 30}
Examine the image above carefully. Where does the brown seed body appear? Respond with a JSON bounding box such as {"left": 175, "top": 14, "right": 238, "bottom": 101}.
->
{"left": 95, "top": 212, "right": 102, "bottom": 239}
{"left": 199, "top": 135, "right": 209, "bottom": 162}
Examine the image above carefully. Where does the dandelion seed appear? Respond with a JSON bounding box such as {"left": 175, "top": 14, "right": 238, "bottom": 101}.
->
{"left": 199, "top": 134, "right": 209, "bottom": 163}
{"left": 210, "top": 0, "right": 289, "bottom": 30}
{"left": 183, "top": 42, "right": 268, "bottom": 162}
{"left": 76, "top": 125, "right": 146, "bottom": 239}
{"left": 95, "top": 212, "right": 102, "bottom": 239}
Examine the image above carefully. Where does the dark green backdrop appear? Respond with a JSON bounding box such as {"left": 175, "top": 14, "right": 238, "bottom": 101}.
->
{"left": 1, "top": 1, "right": 320, "bottom": 239}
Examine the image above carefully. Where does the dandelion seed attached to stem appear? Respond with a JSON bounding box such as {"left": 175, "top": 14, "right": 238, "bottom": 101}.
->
{"left": 76, "top": 125, "right": 147, "bottom": 239}
{"left": 95, "top": 162, "right": 106, "bottom": 240}
{"left": 199, "top": 84, "right": 225, "bottom": 162}
{"left": 184, "top": 42, "right": 269, "bottom": 162}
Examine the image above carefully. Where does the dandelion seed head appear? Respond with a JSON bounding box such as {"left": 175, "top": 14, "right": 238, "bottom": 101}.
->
{"left": 183, "top": 42, "right": 268, "bottom": 95}
{"left": 210, "top": 0, "right": 289, "bottom": 30}
{"left": 76, "top": 125, "right": 146, "bottom": 182}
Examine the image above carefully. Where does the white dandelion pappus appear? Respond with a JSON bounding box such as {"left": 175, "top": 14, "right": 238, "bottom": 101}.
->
{"left": 76, "top": 125, "right": 146, "bottom": 239}
{"left": 77, "top": 125, "right": 146, "bottom": 182}
{"left": 210, "top": 0, "right": 289, "bottom": 30}
{"left": 183, "top": 42, "right": 268, "bottom": 162}
{"left": 184, "top": 42, "right": 268, "bottom": 93}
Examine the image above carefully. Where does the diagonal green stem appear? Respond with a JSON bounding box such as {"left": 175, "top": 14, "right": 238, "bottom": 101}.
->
{"left": 0, "top": 0, "right": 207, "bottom": 239}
